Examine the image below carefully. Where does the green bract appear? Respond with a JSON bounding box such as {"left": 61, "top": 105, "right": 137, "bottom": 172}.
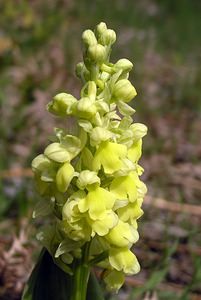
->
{"left": 32, "top": 22, "right": 147, "bottom": 293}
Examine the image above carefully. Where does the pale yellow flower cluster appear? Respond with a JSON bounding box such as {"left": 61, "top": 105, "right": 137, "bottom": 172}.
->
{"left": 32, "top": 22, "right": 147, "bottom": 291}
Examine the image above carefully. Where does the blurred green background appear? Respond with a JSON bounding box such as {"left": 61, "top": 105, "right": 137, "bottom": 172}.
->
{"left": 0, "top": 1, "right": 201, "bottom": 299}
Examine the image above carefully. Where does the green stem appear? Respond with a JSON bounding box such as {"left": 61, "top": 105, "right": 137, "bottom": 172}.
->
{"left": 90, "top": 65, "right": 99, "bottom": 81}
{"left": 88, "top": 250, "right": 109, "bottom": 266}
{"left": 70, "top": 243, "right": 91, "bottom": 300}
{"left": 70, "top": 263, "right": 90, "bottom": 300}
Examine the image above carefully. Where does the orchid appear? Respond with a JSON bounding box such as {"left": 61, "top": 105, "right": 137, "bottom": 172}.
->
{"left": 26, "top": 22, "right": 147, "bottom": 300}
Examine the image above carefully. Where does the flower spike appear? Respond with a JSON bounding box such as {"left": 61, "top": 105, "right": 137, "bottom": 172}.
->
{"left": 31, "top": 22, "right": 147, "bottom": 294}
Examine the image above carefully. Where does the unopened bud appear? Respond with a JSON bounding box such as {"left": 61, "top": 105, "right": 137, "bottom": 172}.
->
{"left": 99, "top": 29, "right": 116, "bottom": 45}
{"left": 44, "top": 143, "right": 70, "bottom": 163}
{"left": 82, "top": 30, "right": 97, "bottom": 46}
{"left": 130, "top": 123, "right": 148, "bottom": 142}
{"left": 113, "top": 79, "right": 137, "bottom": 103}
{"left": 114, "top": 59, "right": 133, "bottom": 73}
{"left": 95, "top": 22, "right": 107, "bottom": 38}
{"left": 88, "top": 44, "right": 106, "bottom": 64}
{"left": 76, "top": 97, "right": 97, "bottom": 118}
{"left": 47, "top": 93, "right": 77, "bottom": 116}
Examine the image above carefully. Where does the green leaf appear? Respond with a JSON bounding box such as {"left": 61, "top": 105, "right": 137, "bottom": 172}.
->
{"left": 22, "top": 249, "right": 73, "bottom": 300}
{"left": 22, "top": 249, "right": 105, "bottom": 300}
{"left": 87, "top": 271, "right": 105, "bottom": 300}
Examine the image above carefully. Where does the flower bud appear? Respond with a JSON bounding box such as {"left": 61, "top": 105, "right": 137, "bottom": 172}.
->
{"left": 114, "top": 59, "right": 133, "bottom": 73}
{"left": 113, "top": 79, "right": 137, "bottom": 103}
{"left": 130, "top": 123, "right": 148, "bottom": 143}
{"left": 88, "top": 44, "right": 106, "bottom": 64}
{"left": 47, "top": 93, "right": 77, "bottom": 116}
{"left": 82, "top": 29, "right": 97, "bottom": 46}
{"left": 99, "top": 29, "right": 116, "bottom": 46}
{"left": 95, "top": 22, "right": 107, "bottom": 38}
{"left": 44, "top": 143, "right": 70, "bottom": 163}
{"left": 76, "top": 97, "right": 97, "bottom": 118}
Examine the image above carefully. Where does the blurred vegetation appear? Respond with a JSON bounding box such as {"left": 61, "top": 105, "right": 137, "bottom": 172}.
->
{"left": 0, "top": 0, "right": 201, "bottom": 299}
